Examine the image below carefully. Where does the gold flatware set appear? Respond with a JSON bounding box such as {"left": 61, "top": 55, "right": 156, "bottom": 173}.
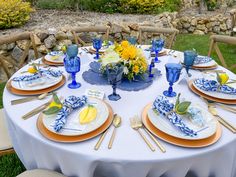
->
{"left": 94, "top": 114, "right": 122, "bottom": 150}
{"left": 130, "top": 116, "right": 166, "bottom": 152}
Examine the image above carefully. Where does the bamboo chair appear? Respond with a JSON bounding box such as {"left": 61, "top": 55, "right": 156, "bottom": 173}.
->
{"left": 138, "top": 27, "right": 179, "bottom": 49}
{"left": 0, "top": 109, "right": 14, "bottom": 156}
{"left": 208, "top": 35, "right": 236, "bottom": 69}
{"left": 0, "top": 32, "right": 39, "bottom": 78}
{"left": 71, "top": 25, "right": 110, "bottom": 46}
{"left": 230, "top": 9, "right": 236, "bottom": 36}
{"left": 17, "top": 169, "right": 66, "bottom": 177}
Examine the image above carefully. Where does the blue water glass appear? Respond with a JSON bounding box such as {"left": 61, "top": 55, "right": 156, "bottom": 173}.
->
{"left": 66, "top": 44, "right": 78, "bottom": 58}
{"left": 106, "top": 64, "right": 124, "bottom": 101}
{"left": 93, "top": 38, "right": 102, "bottom": 60}
{"left": 163, "top": 63, "right": 182, "bottom": 97}
{"left": 128, "top": 36, "right": 137, "bottom": 45}
{"left": 184, "top": 50, "right": 197, "bottom": 77}
{"left": 64, "top": 45, "right": 81, "bottom": 89}
{"left": 152, "top": 39, "right": 164, "bottom": 63}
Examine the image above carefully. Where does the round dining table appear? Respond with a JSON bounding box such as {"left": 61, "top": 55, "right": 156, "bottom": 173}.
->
{"left": 3, "top": 48, "right": 236, "bottom": 177}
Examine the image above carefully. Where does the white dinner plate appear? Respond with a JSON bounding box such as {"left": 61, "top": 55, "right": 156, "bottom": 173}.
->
{"left": 44, "top": 52, "right": 65, "bottom": 63}
{"left": 42, "top": 97, "right": 109, "bottom": 136}
{"left": 11, "top": 74, "right": 63, "bottom": 91}
{"left": 192, "top": 73, "right": 236, "bottom": 100}
{"left": 147, "top": 104, "right": 218, "bottom": 140}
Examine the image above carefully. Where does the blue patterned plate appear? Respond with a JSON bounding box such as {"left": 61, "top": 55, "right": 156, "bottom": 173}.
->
{"left": 193, "top": 78, "right": 236, "bottom": 100}
{"left": 147, "top": 104, "right": 217, "bottom": 140}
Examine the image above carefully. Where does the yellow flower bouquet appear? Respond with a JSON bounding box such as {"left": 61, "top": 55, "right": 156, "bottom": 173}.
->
{"left": 100, "top": 40, "right": 148, "bottom": 81}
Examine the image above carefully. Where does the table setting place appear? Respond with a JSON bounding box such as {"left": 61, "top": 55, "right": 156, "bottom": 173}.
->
{"left": 6, "top": 36, "right": 236, "bottom": 156}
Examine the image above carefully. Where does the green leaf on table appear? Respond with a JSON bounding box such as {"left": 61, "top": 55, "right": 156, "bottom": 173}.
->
{"left": 43, "top": 106, "right": 61, "bottom": 115}
{"left": 53, "top": 92, "right": 61, "bottom": 105}
{"left": 216, "top": 72, "right": 222, "bottom": 84}
{"left": 175, "top": 93, "right": 181, "bottom": 109}
{"left": 176, "top": 101, "right": 191, "bottom": 115}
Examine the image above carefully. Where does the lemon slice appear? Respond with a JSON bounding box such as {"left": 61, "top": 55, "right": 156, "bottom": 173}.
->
{"left": 79, "top": 105, "right": 97, "bottom": 124}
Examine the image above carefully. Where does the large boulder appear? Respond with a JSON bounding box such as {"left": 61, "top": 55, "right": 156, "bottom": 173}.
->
{"left": 44, "top": 35, "right": 56, "bottom": 49}
{"left": 11, "top": 46, "right": 23, "bottom": 62}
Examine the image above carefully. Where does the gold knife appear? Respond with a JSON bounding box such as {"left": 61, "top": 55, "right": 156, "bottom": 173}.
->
{"left": 11, "top": 92, "right": 53, "bottom": 105}
{"left": 22, "top": 101, "right": 51, "bottom": 120}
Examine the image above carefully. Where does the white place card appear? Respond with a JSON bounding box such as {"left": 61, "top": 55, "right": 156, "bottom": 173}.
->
{"left": 85, "top": 89, "right": 105, "bottom": 100}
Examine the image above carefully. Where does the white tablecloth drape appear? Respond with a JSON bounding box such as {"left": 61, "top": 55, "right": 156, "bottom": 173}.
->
{"left": 3, "top": 49, "right": 236, "bottom": 177}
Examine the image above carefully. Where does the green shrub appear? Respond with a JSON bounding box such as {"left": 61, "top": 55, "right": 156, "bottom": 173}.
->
{"left": 31, "top": 0, "right": 181, "bottom": 14}
{"left": 0, "top": 0, "right": 34, "bottom": 29}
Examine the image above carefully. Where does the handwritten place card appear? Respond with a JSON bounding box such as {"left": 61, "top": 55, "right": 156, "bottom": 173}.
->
{"left": 85, "top": 89, "right": 105, "bottom": 100}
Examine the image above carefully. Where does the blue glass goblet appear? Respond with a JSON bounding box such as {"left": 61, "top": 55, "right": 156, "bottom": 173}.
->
{"left": 128, "top": 36, "right": 137, "bottom": 45}
{"left": 93, "top": 38, "right": 102, "bottom": 60}
{"left": 152, "top": 39, "right": 165, "bottom": 63}
{"left": 64, "top": 44, "right": 81, "bottom": 89}
{"left": 106, "top": 64, "right": 124, "bottom": 101}
{"left": 163, "top": 63, "right": 182, "bottom": 97}
{"left": 184, "top": 50, "right": 197, "bottom": 77}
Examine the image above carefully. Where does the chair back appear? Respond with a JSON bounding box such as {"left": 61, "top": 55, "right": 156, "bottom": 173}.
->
{"left": 208, "top": 34, "right": 236, "bottom": 69}
{"left": 71, "top": 25, "right": 110, "bottom": 46}
{"left": 230, "top": 9, "right": 236, "bottom": 36}
{"left": 138, "top": 27, "right": 179, "bottom": 48}
{"left": 0, "top": 32, "right": 39, "bottom": 78}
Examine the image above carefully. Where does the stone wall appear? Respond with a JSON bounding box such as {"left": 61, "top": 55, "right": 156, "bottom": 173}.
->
{"left": 0, "top": 10, "right": 234, "bottom": 82}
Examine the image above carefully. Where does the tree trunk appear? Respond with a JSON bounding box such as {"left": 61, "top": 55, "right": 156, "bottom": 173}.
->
{"left": 199, "top": 0, "right": 205, "bottom": 14}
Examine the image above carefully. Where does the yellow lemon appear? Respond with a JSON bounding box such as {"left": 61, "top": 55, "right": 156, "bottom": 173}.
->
{"left": 27, "top": 66, "right": 38, "bottom": 74}
{"left": 79, "top": 105, "right": 97, "bottom": 124}
{"left": 51, "top": 55, "right": 59, "bottom": 60}
{"left": 49, "top": 101, "right": 62, "bottom": 109}
{"left": 61, "top": 45, "right": 67, "bottom": 53}
{"left": 219, "top": 73, "right": 229, "bottom": 85}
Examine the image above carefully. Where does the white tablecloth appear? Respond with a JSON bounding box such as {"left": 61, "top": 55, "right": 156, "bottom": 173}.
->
{"left": 3, "top": 49, "right": 236, "bottom": 177}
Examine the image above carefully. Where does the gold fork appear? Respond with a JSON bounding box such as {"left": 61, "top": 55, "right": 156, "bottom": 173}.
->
{"left": 133, "top": 116, "right": 166, "bottom": 153}
{"left": 130, "top": 116, "right": 155, "bottom": 152}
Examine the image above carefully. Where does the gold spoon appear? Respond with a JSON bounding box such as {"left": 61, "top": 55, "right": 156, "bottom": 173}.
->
{"left": 11, "top": 92, "right": 50, "bottom": 105}
{"left": 108, "top": 114, "right": 121, "bottom": 149}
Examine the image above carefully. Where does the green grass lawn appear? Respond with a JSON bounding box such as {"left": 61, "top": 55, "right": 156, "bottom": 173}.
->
{"left": 0, "top": 34, "right": 235, "bottom": 177}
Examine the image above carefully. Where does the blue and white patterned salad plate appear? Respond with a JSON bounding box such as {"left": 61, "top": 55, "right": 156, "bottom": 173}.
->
{"left": 148, "top": 103, "right": 218, "bottom": 140}
{"left": 42, "top": 97, "right": 109, "bottom": 136}
{"left": 11, "top": 71, "right": 63, "bottom": 91}
{"left": 193, "top": 77, "right": 236, "bottom": 100}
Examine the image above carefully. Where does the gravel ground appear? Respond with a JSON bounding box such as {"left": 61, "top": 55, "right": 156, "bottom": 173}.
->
{"left": 0, "top": 5, "right": 235, "bottom": 34}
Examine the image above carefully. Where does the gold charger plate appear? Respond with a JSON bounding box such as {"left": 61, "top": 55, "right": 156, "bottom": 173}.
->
{"left": 191, "top": 64, "right": 218, "bottom": 70}
{"left": 142, "top": 104, "right": 222, "bottom": 148}
{"left": 37, "top": 102, "right": 113, "bottom": 143}
{"left": 188, "top": 80, "right": 236, "bottom": 105}
{"left": 42, "top": 57, "right": 64, "bottom": 66}
{"left": 6, "top": 75, "right": 66, "bottom": 96}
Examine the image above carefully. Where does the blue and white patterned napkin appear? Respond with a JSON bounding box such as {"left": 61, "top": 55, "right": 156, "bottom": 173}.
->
{"left": 48, "top": 51, "right": 64, "bottom": 56}
{"left": 194, "top": 56, "right": 212, "bottom": 65}
{"left": 54, "top": 95, "right": 87, "bottom": 132}
{"left": 12, "top": 69, "right": 63, "bottom": 82}
{"left": 194, "top": 78, "right": 236, "bottom": 95}
{"left": 153, "top": 95, "right": 197, "bottom": 137}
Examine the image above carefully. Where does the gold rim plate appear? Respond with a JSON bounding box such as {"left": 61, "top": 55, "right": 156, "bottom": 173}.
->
{"left": 142, "top": 104, "right": 222, "bottom": 148}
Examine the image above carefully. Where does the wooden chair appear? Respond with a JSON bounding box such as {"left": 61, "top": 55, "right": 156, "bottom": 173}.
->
{"left": 230, "top": 9, "right": 236, "bottom": 36}
{"left": 17, "top": 169, "right": 66, "bottom": 177}
{"left": 71, "top": 25, "right": 110, "bottom": 46}
{"left": 138, "top": 27, "right": 179, "bottom": 48}
{"left": 0, "top": 109, "right": 14, "bottom": 156}
{"left": 208, "top": 35, "right": 236, "bottom": 69}
{"left": 0, "top": 32, "right": 39, "bottom": 78}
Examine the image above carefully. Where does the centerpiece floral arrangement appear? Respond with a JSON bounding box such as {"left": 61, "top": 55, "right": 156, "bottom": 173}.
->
{"left": 100, "top": 40, "right": 148, "bottom": 81}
